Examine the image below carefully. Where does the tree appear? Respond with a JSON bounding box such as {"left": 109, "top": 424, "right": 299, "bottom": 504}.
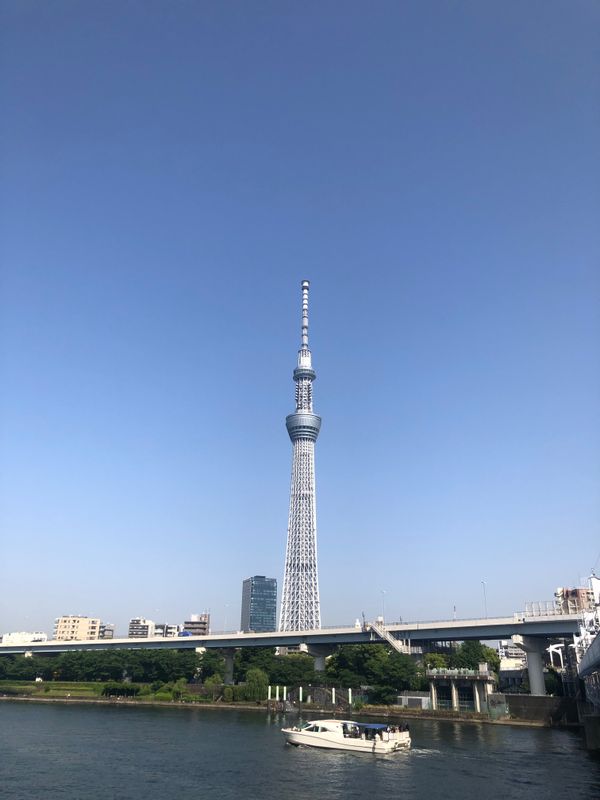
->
{"left": 234, "top": 647, "right": 277, "bottom": 683}
{"left": 386, "top": 651, "right": 418, "bottom": 690}
{"left": 326, "top": 645, "right": 372, "bottom": 687}
{"left": 449, "top": 641, "right": 499, "bottom": 672}
{"left": 171, "top": 677, "right": 188, "bottom": 700}
{"left": 198, "top": 650, "right": 226, "bottom": 682}
{"left": 204, "top": 673, "right": 223, "bottom": 700}
{"left": 423, "top": 652, "right": 449, "bottom": 669}
{"left": 244, "top": 668, "right": 269, "bottom": 701}
{"left": 325, "top": 644, "right": 420, "bottom": 699}
{"left": 544, "top": 668, "right": 563, "bottom": 696}
{"left": 270, "top": 654, "right": 316, "bottom": 686}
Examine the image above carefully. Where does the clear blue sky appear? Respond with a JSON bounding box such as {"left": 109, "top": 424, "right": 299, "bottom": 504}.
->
{"left": 1, "top": 2, "right": 599, "bottom": 635}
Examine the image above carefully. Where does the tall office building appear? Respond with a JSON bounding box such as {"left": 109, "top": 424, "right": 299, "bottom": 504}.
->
{"left": 240, "top": 576, "right": 277, "bottom": 632}
{"left": 279, "top": 280, "right": 322, "bottom": 631}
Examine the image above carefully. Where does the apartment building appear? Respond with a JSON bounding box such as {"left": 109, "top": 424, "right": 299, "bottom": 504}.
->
{"left": 53, "top": 616, "right": 104, "bottom": 641}
{"left": 128, "top": 617, "right": 156, "bottom": 638}
{"left": 182, "top": 613, "right": 210, "bottom": 636}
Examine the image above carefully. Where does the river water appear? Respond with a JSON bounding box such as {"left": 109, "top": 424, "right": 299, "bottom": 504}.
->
{"left": 1, "top": 701, "right": 599, "bottom": 799}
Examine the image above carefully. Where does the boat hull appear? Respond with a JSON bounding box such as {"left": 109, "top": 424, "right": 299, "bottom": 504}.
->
{"left": 282, "top": 728, "right": 410, "bottom": 753}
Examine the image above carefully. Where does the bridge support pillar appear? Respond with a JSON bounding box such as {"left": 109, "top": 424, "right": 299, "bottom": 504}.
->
{"left": 451, "top": 680, "right": 459, "bottom": 711}
{"left": 223, "top": 648, "right": 236, "bottom": 685}
{"left": 429, "top": 681, "right": 437, "bottom": 711}
{"left": 307, "top": 644, "right": 333, "bottom": 673}
{"left": 512, "top": 635, "right": 546, "bottom": 696}
{"left": 473, "top": 682, "right": 481, "bottom": 713}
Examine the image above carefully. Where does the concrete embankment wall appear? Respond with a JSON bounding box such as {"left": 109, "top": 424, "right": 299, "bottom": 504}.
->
{"left": 582, "top": 715, "right": 600, "bottom": 750}
{"left": 503, "top": 694, "right": 579, "bottom": 725}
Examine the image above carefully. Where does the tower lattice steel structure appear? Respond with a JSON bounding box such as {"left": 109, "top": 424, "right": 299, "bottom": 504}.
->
{"left": 279, "top": 280, "right": 322, "bottom": 631}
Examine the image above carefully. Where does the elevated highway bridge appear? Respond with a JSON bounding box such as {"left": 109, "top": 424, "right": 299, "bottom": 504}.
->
{"left": 0, "top": 613, "right": 581, "bottom": 694}
{"left": 0, "top": 613, "right": 580, "bottom": 656}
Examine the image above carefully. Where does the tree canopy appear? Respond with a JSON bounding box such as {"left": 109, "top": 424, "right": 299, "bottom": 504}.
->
{"left": 326, "top": 645, "right": 420, "bottom": 693}
{"left": 448, "top": 641, "right": 500, "bottom": 672}
{"left": 0, "top": 650, "right": 201, "bottom": 683}
{"left": 0, "top": 638, "right": 500, "bottom": 701}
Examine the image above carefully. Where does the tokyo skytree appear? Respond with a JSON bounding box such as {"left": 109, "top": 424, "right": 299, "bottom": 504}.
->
{"left": 279, "top": 280, "right": 322, "bottom": 631}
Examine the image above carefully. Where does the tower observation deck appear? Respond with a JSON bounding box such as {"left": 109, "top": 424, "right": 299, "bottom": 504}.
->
{"left": 279, "top": 280, "right": 321, "bottom": 631}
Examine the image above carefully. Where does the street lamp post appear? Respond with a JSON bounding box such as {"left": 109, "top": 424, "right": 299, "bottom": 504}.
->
{"left": 481, "top": 581, "right": 488, "bottom": 619}
{"left": 380, "top": 590, "right": 386, "bottom": 626}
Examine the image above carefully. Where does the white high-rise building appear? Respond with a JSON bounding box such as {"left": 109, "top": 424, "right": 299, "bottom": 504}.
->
{"left": 279, "top": 280, "right": 321, "bottom": 631}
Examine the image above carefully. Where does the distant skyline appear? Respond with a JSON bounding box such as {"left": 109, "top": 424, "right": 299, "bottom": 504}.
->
{"left": 1, "top": 2, "right": 599, "bottom": 635}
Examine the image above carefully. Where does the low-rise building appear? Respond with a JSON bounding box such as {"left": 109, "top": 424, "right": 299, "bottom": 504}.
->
{"left": 395, "top": 691, "right": 431, "bottom": 710}
{"left": 427, "top": 664, "right": 496, "bottom": 712}
{"left": 555, "top": 585, "right": 596, "bottom": 615}
{"left": 155, "top": 623, "right": 181, "bottom": 638}
{"left": 1, "top": 631, "right": 48, "bottom": 645}
{"left": 99, "top": 623, "right": 115, "bottom": 639}
{"left": 183, "top": 613, "right": 210, "bottom": 636}
{"left": 128, "top": 617, "right": 156, "bottom": 638}
{"left": 497, "top": 640, "right": 527, "bottom": 664}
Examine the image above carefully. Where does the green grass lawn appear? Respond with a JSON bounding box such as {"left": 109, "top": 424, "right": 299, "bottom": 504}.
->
{"left": 0, "top": 680, "right": 115, "bottom": 698}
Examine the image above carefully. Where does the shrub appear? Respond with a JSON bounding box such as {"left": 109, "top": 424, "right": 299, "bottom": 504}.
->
{"left": 171, "top": 678, "right": 188, "bottom": 700}
{"left": 102, "top": 682, "right": 140, "bottom": 698}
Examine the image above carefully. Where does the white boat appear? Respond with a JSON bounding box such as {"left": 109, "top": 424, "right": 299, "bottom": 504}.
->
{"left": 282, "top": 719, "right": 411, "bottom": 753}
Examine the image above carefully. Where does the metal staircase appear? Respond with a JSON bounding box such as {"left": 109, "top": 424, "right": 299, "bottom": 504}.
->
{"left": 368, "top": 620, "right": 412, "bottom": 654}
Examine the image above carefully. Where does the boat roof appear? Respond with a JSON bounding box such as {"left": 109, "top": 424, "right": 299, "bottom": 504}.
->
{"left": 358, "top": 723, "right": 389, "bottom": 730}
{"left": 308, "top": 719, "right": 393, "bottom": 731}
{"left": 337, "top": 720, "right": 390, "bottom": 730}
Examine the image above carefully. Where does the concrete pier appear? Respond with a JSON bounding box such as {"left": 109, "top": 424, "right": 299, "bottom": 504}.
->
{"left": 512, "top": 635, "right": 546, "bottom": 696}
{"left": 223, "top": 648, "right": 236, "bottom": 685}
{"left": 307, "top": 644, "right": 332, "bottom": 673}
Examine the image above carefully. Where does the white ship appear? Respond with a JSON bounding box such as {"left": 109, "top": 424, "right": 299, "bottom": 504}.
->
{"left": 282, "top": 719, "right": 411, "bottom": 753}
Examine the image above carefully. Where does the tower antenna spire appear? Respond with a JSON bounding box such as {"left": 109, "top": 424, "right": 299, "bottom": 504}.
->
{"left": 301, "top": 279, "right": 310, "bottom": 350}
